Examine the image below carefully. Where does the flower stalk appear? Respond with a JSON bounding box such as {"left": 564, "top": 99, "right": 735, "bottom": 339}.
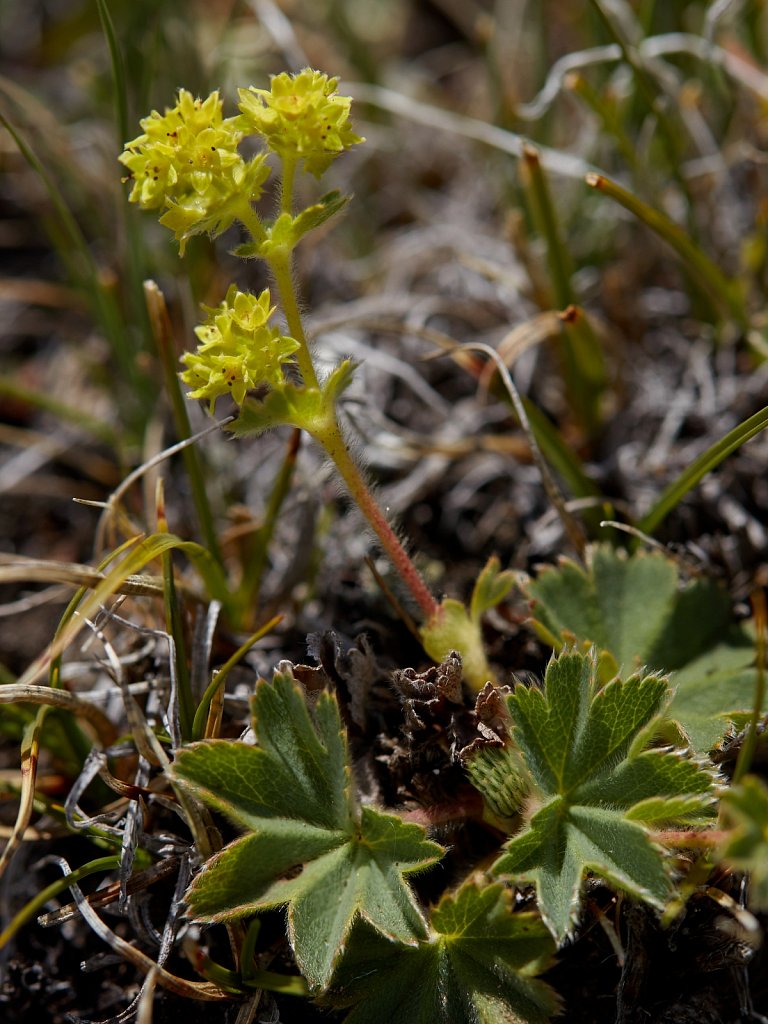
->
{"left": 121, "top": 70, "right": 438, "bottom": 621}
{"left": 312, "top": 418, "right": 438, "bottom": 620}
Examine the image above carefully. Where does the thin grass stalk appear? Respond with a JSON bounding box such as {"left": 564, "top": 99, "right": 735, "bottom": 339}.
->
{"left": 0, "top": 111, "right": 150, "bottom": 424}
{"left": 144, "top": 282, "right": 225, "bottom": 574}
{"left": 431, "top": 329, "right": 601, "bottom": 507}
{"left": 157, "top": 482, "right": 194, "bottom": 743}
{"left": 564, "top": 71, "right": 641, "bottom": 175}
{"left": 191, "top": 614, "right": 282, "bottom": 741}
{"left": 0, "top": 854, "right": 121, "bottom": 950}
{"left": 0, "top": 379, "right": 116, "bottom": 446}
{"left": 587, "top": 0, "right": 697, "bottom": 218}
{"left": 236, "top": 428, "right": 301, "bottom": 618}
{"left": 585, "top": 172, "right": 746, "bottom": 326}
{"left": 638, "top": 403, "right": 768, "bottom": 534}
{"left": 97, "top": 0, "right": 155, "bottom": 371}
{"left": 732, "top": 589, "right": 766, "bottom": 786}
{"left": 520, "top": 145, "right": 604, "bottom": 433}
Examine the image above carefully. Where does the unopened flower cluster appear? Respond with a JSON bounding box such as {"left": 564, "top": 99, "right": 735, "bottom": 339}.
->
{"left": 179, "top": 287, "right": 299, "bottom": 413}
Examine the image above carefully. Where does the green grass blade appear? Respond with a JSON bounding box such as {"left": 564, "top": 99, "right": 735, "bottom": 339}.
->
{"left": 0, "top": 106, "right": 150, "bottom": 422}
{"left": 638, "top": 404, "right": 768, "bottom": 535}
{"left": 0, "top": 855, "right": 121, "bottom": 950}
{"left": 97, "top": 0, "right": 155, "bottom": 378}
{"left": 732, "top": 590, "right": 766, "bottom": 786}
{"left": 145, "top": 282, "right": 225, "bottom": 574}
{"left": 191, "top": 614, "right": 282, "bottom": 741}
{"left": 235, "top": 428, "right": 301, "bottom": 617}
{"left": 95, "top": 0, "right": 129, "bottom": 144}
{"left": 520, "top": 145, "right": 605, "bottom": 433}
{"left": 0, "top": 377, "right": 117, "bottom": 446}
{"left": 159, "top": 504, "right": 193, "bottom": 744}
{"left": 585, "top": 172, "right": 746, "bottom": 326}
{"left": 19, "top": 533, "right": 230, "bottom": 689}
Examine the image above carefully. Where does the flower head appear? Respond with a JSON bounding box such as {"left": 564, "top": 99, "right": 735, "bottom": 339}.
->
{"left": 238, "top": 69, "right": 363, "bottom": 177}
{"left": 180, "top": 287, "right": 299, "bottom": 413}
{"left": 119, "top": 90, "right": 269, "bottom": 252}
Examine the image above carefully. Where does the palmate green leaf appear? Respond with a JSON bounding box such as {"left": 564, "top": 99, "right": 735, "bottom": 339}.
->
{"left": 523, "top": 544, "right": 758, "bottom": 751}
{"left": 492, "top": 651, "right": 716, "bottom": 943}
{"left": 328, "top": 882, "right": 559, "bottom": 1024}
{"left": 172, "top": 670, "right": 443, "bottom": 989}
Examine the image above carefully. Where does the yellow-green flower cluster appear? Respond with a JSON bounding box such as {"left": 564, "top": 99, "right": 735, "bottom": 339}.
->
{"left": 119, "top": 90, "right": 269, "bottom": 252}
{"left": 180, "top": 287, "right": 299, "bottom": 412}
{"left": 238, "top": 69, "right": 363, "bottom": 177}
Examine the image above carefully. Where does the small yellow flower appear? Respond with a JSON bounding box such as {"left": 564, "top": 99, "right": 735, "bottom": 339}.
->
{"left": 238, "top": 69, "right": 364, "bottom": 177}
{"left": 180, "top": 287, "right": 299, "bottom": 413}
{"left": 119, "top": 90, "right": 269, "bottom": 251}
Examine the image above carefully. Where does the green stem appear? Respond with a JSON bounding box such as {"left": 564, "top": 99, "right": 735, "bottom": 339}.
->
{"left": 238, "top": 198, "right": 319, "bottom": 389}
{"left": 314, "top": 419, "right": 438, "bottom": 620}
{"left": 267, "top": 251, "right": 320, "bottom": 388}
{"left": 280, "top": 155, "right": 298, "bottom": 215}
{"left": 240, "top": 199, "right": 436, "bottom": 620}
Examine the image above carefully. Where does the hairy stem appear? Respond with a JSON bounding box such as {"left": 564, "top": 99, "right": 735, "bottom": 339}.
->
{"left": 314, "top": 419, "right": 438, "bottom": 620}
{"left": 280, "top": 155, "right": 298, "bottom": 215}
{"left": 242, "top": 201, "right": 436, "bottom": 619}
{"left": 267, "top": 251, "right": 320, "bottom": 389}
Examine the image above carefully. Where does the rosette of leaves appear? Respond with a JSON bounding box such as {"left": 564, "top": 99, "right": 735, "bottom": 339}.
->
{"left": 490, "top": 649, "right": 717, "bottom": 943}
{"left": 171, "top": 669, "right": 444, "bottom": 990}
{"left": 522, "top": 544, "right": 758, "bottom": 751}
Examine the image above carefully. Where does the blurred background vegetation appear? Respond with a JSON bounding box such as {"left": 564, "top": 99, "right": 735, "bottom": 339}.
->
{"left": 2, "top": 0, "right": 767, "bottom": 666}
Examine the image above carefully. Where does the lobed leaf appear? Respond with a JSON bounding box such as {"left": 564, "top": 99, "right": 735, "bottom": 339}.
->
{"left": 523, "top": 544, "right": 758, "bottom": 751}
{"left": 172, "top": 670, "right": 443, "bottom": 989}
{"left": 328, "top": 882, "right": 559, "bottom": 1024}
{"left": 492, "top": 650, "right": 716, "bottom": 943}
